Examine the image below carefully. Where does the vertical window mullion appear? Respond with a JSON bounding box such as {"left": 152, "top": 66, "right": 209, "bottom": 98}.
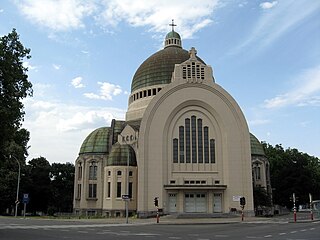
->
{"left": 191, "top": 116, "right": 197, "bottom": 163}
{"left": 179, "top": 126, "right": 184, "bottom": 163}
{"left": 204, "top": 127, "right": 209, "bottom": 163}
{"left": 210, "top": 139, "right": 215, "bottom": 163}
{"left": 198, "top": 119, "right": 203, "bottom": 163}
{"left": 185, "top": 118, "right": 191, "bottom": 163}
{"left": 173, "top": 138, "right": 178, "bottom": 163}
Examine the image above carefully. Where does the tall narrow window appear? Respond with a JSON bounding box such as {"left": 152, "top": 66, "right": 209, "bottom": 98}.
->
{"left": 107, "top": 182, "right": 111, "bottom": 198}
{"left": 179, "top": 126, "right": 184, "bottom": 163}
{"left": 117, "top": 182, "right": 121, "bottom": 198}
{"left": 204, "top": 127, "right": 209, "bottom": 163}
{"left": 197, "top": 119, "right": 203, "bottom": 163}
{"left": 88, "top": 183, "right": 97, "bottom": 198}
{"left": 77, "top": 184, "right": 81, "bottom": 199}
{"left": 129, "top": 182, "right": 133, "bottom": 198}
{"left": 173, "top": 138, "right": 178, "bottom": 163}
{"left": 191, "top": 116, "right": 197, "bottom": 163}
{"left": 185, "top": 118, "right": 191, "bottom": 163}
{"left": 78, "top": 164, "right": 82, "bottom": 180}
{"left": 210, "top": 139, "right": 216, "bottom": 163}
{"left": 89, "top": 163, "right": 97, "bottom": 180}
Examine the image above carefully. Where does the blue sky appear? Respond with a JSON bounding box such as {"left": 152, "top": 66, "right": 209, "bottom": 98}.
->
{"left": 1, "top": 0, "right": 319, "bottom": 163}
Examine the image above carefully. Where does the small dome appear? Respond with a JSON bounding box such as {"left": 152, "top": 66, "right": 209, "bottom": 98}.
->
{"left": 250, "top": 133, "right": 266, "bottom": 156}
{"left": 165, "top": 30, "right": 181, "bottom": 40}
{"left": 107, "top": 143, "right": 137, "bottom": 166}
{"left": 79, "top": 127, "right": 110, "bottom": 155}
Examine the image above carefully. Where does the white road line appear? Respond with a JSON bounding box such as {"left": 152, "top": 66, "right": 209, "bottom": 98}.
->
{"left": 264, "top": 235, "right": 272, "bottom": 238}
{"left": 279, "top": 232, "right": 286, "bottom": 235}
{"left": 290, "top": 231, "right": 297, "bottom": 233}
{"left": 300, "top": 229, "right": 307, "bottom": 232}
{"left": 310, "top": 228, "right": 315, "bottom": 230}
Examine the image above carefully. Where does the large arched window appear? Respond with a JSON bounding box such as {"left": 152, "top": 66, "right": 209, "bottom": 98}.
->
{"left": 172, "top": 116, "right": 216, "bottom": 164}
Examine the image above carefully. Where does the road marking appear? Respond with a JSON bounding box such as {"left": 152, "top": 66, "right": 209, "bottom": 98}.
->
{"left": 290, "top": 231, "right": 297, "bottom": 233}
{"left": 77, "top": 231, "right": 88, "bottom": 233}
{"left": 310, "top": 228, "right": 315, "bottom": 230}
{"left": 168, "top": 237, "right": 181, "bottom": 239}
{"left": 300, "top": 229, "right": 307, "bottom": 232}
{"left": 279, "top": 233, "right": 286, "bottom": 235}
{"left": 264, "top": 235, "right": 272, "bottom": 238}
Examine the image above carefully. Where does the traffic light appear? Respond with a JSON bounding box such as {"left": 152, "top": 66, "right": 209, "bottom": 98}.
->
{"left": 240, "top": 197, "right": 246, "bottom": 206}
{"left": 154, "top": 197, "right": 159, "bottom": 207}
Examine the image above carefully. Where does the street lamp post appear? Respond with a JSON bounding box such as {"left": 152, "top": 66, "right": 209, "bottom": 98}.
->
{"left": 11, "top": 155, "right": 21, "bottom": 217}
{"left": 126, "top": 147, "right": 129, "bottom": 224}
{"left": 120, "top": 135, "right": 130, "bottom": 224}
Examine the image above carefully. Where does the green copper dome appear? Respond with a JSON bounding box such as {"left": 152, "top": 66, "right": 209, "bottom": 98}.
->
{"left": 107, "top": 143, "right": 137, "bottom": 166}
{"left": 131, "top": 47, "right": 205, "bottom": 92}
{"left": 250, "top": 133, "right": 266, "bottom": 156}
{"left": 165, "top": 30, "right": 181, "bottom": 40}
{"left": 79, "top": 127, "right": 110, "bottom": 155}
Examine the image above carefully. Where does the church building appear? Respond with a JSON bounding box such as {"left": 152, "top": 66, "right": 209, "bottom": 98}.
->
{"left": 73, "top": 25, "right": 271, "bottom": 218}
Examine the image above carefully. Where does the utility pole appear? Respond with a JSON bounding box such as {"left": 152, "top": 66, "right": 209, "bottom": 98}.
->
{"left": 293, "top": 193, "right": 297, "bottom": 223}
{"left": 11, "top": 155, "right": 21, "bottom": 217}
{"left": 309, "top": 193, "right": 313, "bottom": 221}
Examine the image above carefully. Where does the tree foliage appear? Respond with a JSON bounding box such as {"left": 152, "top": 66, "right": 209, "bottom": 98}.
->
{"left": 263, "top": 143, "right": 320, "bottom": 208}
{"left": 0, "top": 29, "right": 32, "bottom": 214}
{"left": 0, "top": 28, "right": 33, "bottom": 158}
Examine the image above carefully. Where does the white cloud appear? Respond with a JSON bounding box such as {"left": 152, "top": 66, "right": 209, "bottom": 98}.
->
{"left": 16, "top": 0, "right": 96, "bottom": 31}
{"left": 264, "top": 65, "right": 320, "bottom": 108}
{"left": 0, "top": 9, "right": 4, "bottom": 13}
{"left": 23, "top": 61, "right": 38, "bottom": 71}
{"left": 98, "top": 0, "right": 218, "bottom": 39}
{"left": 84, "top": 81, "right": 122, "bottom": 100}
{"left": 260, "top": 1, "right": 278, "bottom": 10}
{"left": 71, "top": 76, "right": 85, "bottom": 88}
{"left": 23, "top": 98, "right": 126, "bottom": 163}
{"left": 238, "top": 2, "right": 248, "bottom": 8}
{"left": 249, "top": 119, "right": 270, "bottom": 126}
{"left": 231, "top": 0, "right": 320, "bottom": 55}
{"left": 52, "top": 64, "right": 61, "bottom": 70}
{"left": 16, "top": 0, "right": 219, "bottom": 38}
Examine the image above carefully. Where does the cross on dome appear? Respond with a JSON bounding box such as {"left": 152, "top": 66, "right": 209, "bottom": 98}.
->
{"left": 169, "top": 19, "right": 177, "bottom": 32}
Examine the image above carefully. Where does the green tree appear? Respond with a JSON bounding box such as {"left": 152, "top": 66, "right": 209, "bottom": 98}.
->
{"left": 263, "top": 143, "right": 320, "bottom": 208}
{"left": 0, "top": 29, "right": 32, "bottom": 214}
{"left": 49, "top": 163, "right": 75, "bottom": 214}
{"left": 25, "top": 157, "right": 51, "bottom": 214}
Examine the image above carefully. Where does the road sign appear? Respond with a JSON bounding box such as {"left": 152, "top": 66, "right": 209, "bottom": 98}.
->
{"left": 122, "top": 195, "right": 130, "bottom": 200}
{"left": 22, "top": 193, "right": 29, "bottom": 204}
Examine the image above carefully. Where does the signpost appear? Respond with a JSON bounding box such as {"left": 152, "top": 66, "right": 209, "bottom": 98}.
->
{"left": 22, "top": 193, "right": 29, "bottom": 219}
{"left": 122, "top": 195, "right": 130, "bottom": 200}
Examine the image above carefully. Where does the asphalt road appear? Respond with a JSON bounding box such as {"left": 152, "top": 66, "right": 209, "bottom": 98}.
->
{"left": 0, "top": 217, "right": 319, "bottom": 240}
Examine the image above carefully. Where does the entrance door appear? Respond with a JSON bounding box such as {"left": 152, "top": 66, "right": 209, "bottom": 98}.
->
{"left": 168, "top": 193, "right": 177, "bottom": 212}
{"left": 185, "top": 193, "right": 207, "bottom": 213}
{"left": 213, "top": 193, "right": 222, "bottom": 212}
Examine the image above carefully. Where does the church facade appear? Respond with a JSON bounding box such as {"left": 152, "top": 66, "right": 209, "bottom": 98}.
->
{"left": 73, "top": 28, "right": 271, "bottom": 217}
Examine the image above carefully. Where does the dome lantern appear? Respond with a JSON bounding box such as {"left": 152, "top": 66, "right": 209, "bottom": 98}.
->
{"left": 164, "top": 19, "right": 182, "bottom": 48}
